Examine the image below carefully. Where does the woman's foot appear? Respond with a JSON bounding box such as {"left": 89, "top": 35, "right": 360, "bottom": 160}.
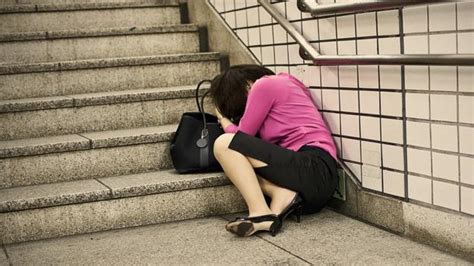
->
{"left": 270, "top": 190, "right": 298, "bottom": 215}
{"left": 225, "top": 214, "right": 281, "bottom": 237}
{"left": 277, "top": 193, "right": 304, "bottom": 223}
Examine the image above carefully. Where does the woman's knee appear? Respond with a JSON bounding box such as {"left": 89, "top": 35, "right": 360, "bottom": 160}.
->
{"left": 213, "top": 133, "right": 235, "bottom": 158}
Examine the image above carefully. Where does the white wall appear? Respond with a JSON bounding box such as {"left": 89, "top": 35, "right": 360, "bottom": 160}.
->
{"left": 209, "top": 0, "right": 473, "bottom": 216}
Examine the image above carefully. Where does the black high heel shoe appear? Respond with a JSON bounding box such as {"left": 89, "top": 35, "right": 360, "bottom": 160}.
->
{"left": 278, "top": 194, "right": 304, "bottom": 223}
{"left": 226, "top": 214, "right": 282, "bottom": 237}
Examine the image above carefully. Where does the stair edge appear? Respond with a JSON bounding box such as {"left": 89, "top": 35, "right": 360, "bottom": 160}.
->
{"left": 0, "top": 170, "right": 229, "bottom": 213}
{"left": 0, "top": 124, "right": 179, "bottom": 158}
{"left": 0, "top": 0, "right": 180, "bottom": 14}
{"left": 0, "top": 24, "right": 199, "bottom": 42}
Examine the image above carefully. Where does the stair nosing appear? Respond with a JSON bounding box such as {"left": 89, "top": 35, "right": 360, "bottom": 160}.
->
{"left": 0, "top": 1, "right": 180, "bottom": 14}
{"left": 0, "top": 170, "right": 229, "bottom": 213}
{"left": 99, "top": 171, "right": 230, "bottom": 200}
{"left": 0, "top": 52, "right": 221, "bottom": 75}
{"left": 0, "top": 24, "right": 200, "bottom": 43}
{"left": 0, "top": 85, "right": 208, "bottom": 113}
{"left": 0, "top": 123, "right": 180, "bottom": 159}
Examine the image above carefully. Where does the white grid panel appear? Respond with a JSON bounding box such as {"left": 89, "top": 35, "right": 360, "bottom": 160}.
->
{"left": 208, "top": 0, "right": 473, "bottom": 215}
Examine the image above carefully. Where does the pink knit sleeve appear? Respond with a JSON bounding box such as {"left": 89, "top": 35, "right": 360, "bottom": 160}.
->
{"left": 224, "top": 123, "right": 238, "bottom": 133}
{"left": 222, "top": 78, "right": 277, "bottom": 136}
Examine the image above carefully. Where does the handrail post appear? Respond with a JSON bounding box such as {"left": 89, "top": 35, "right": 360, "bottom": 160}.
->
{"left": 296, "top": 0, "right": 314, "bottom": 13}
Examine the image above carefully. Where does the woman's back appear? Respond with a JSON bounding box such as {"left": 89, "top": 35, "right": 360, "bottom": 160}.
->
{"left": 224, "top": 72, "right": 337, "bottom": 159}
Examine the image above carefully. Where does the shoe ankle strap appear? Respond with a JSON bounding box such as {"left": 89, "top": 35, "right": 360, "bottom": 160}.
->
{"left": 235, "top": 214, "right": 278, "bottom": 223}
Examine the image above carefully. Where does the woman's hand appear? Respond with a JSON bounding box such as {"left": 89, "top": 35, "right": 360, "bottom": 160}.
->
{"left": 214, "top": 107, "right": 224, "bottom": 122}
{"left": 215, "top": 107, "right": 233, "bottom": 129}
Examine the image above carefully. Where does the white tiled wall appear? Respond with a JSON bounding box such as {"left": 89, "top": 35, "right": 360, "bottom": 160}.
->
{"left": 208, "top": 0, "right": 473, "bottom": 216}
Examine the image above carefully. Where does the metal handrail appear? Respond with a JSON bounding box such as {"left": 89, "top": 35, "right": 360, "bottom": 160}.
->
{"left": 258, "top": 0, "right": 474, "bottom": 66}
{"left": 297, "top": 0, "right": 460, "bottom": 16}
{"left": 302, "top": 54, "right": 474, "bottom": 66}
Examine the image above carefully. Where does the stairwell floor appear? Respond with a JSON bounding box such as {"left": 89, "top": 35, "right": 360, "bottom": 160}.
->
{"left": 1, "top": 209, "right": 469, "bottom": 265}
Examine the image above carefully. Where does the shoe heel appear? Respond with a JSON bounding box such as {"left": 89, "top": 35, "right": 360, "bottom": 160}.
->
{"left": 294, "top": 205, "right": 303, "bottom": 223}
{"left": 270, "top": 219, "right": 282, "bottom": 237}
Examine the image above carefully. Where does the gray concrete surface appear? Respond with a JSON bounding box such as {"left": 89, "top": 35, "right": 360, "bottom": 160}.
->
{"left": 0, "top": 95, "right": 74, "bottom": 113}
{"left": 0, "top": 248, "right": 7, "bottom": 265}
{"left": 0, "top": 5, "right": 180, "bottom": 34}
{"left": 0, "top": 52, "right": 220, "bottom": 75}
{"left": 358, "top": 190, "right": 404, "bottom": 233}
{"left": 0, "top": 85, "right": 204, "bottom": 112}
{"left": 0, "top": 134, "right": 89, "bottom": 158}
{"left": 0, "top": 56, "right": 220, "bottom": 100}
{"left": 0, "top": 88, "right": 199, "bottom": 140}
{"left": 99, "top": 170, "right": 230, "bottom": 198}
{"left": 0, "top": 142, "right": 171, "bottom": 188}
{"left": 404, "top": 203, "right": 474, "bottom": 261}
{"left": 0, "top": 29, "right": 199, "bottom": 64}
{"left": 82, "top": 124, "right": 177, "bottom": 149}
{"left": 327, "top": 173, "right": 474, "bottom": 260}
{"left": 0, "top": 170, "right": 231, "bottom": 212}
{"left": 0, "top": 0, "right": 169, "bottom": 5}
{"left": 0, "top": 24, "right": 198, "bottom": 42}
{"left": 3, "top": 209, "right": 469, "bottom": 265}
{"left": 252, "top": 210, "right": 468, "bottom": 264}
{"left": 0, "top": 179, "right": 110, "bottom": 212}
{"left": 1, "top": 186, "right": 247, "bottom": 244}
{"left": 0, "top": 1, "right": 178, "bottom": 12}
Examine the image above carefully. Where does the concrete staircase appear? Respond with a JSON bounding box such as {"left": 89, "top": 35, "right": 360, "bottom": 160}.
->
{"left": 0, "top": 0, "right": 246, "bottom": 244}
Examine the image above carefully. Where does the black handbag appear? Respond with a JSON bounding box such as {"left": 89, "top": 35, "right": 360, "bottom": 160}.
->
{"left": 170, "top": 80, "right": 224, "bottom": 173}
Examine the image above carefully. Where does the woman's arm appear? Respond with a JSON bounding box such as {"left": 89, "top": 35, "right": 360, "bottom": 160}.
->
{"left": 216, "top": 78, "right": 277, "bottom": 136}
{"left": 215, "top": 113, "right": 233, "bottom": 131}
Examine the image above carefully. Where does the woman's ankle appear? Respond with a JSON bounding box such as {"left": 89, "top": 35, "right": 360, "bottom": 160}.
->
{"left": 270, "top": 190, "right": 297, "bottom": 214}
{"left": 248, "top": 208, "right": 275, "bottom": 217}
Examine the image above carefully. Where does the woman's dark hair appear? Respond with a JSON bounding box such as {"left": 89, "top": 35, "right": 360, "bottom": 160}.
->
{"left": 209, "top": 64, "right": 275, "bottom": 121}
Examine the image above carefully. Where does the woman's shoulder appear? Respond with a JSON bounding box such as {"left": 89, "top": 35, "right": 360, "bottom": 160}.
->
{"left": 256, "top": 72, "right": 292, "bottom": 81}
{"left": 253, "top": 72, "right": 295, "bottom": 90}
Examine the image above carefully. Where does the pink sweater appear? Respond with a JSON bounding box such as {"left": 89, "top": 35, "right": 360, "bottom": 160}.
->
{"left": 224, "top": 72, "right": 337, "bottom": 160}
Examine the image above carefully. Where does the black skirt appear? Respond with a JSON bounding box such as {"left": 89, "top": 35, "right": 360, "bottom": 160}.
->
{"left": 227, "top": 131, "right": 338, "bottom": 214}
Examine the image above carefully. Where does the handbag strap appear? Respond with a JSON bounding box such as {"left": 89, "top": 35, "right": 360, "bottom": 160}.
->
{"left": 195, "top": 79, "right": 212, "bottom": 138}
{"left": 195, "top": 80, "right": 213, "bottom": 169}
{"left": 199, "top": 138, "right": 209, "bottom": 169}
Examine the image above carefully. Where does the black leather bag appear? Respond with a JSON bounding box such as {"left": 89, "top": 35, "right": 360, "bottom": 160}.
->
{"left": 170, "top": 80, "right": 224, "bottom": 173}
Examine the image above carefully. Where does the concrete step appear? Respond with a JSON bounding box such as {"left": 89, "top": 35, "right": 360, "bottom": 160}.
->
{"left": 0, "top": 0, "right": 168, "bottom": 6}
{"left": 0, "top": 1, "right": 181, "bottom": 34}
{"left": 0, "top": 123, "right": 187, "bottom": 189}
{"left": 0, "top": 24, "right": 203, "bottom": 64}
{"left": 0, "top": 169, "right": 247, "bottom": 244}
{"left": 0, "top": 85, "right": 214, "bottom": 140}
{"left": 0, "top": 52, "right": 222, "bottom": 100}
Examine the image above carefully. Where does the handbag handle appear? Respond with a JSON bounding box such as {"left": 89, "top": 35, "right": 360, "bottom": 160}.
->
{"left": 195, "top": 80, "right": 212, "bottom": 143}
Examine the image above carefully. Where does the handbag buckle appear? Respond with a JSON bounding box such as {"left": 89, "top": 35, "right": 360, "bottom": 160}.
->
{"left": 196, "top": 138, "right": 208, "bottom": 148}
{"left": 196, "top": 129, "right": 210, "bottom": 148}
{"left": 201, "top": 129, "right": 209, "bottom": 138}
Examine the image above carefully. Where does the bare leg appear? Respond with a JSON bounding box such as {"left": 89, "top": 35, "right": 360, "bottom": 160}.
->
{"left": 213, "top": 133, "right": 273, "bottom": 217}
{"left": 256, "top": 176, "right": 297, "bottom": 214}
{"left": 214, "top": 133, "right": 300, "bottom": 235}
